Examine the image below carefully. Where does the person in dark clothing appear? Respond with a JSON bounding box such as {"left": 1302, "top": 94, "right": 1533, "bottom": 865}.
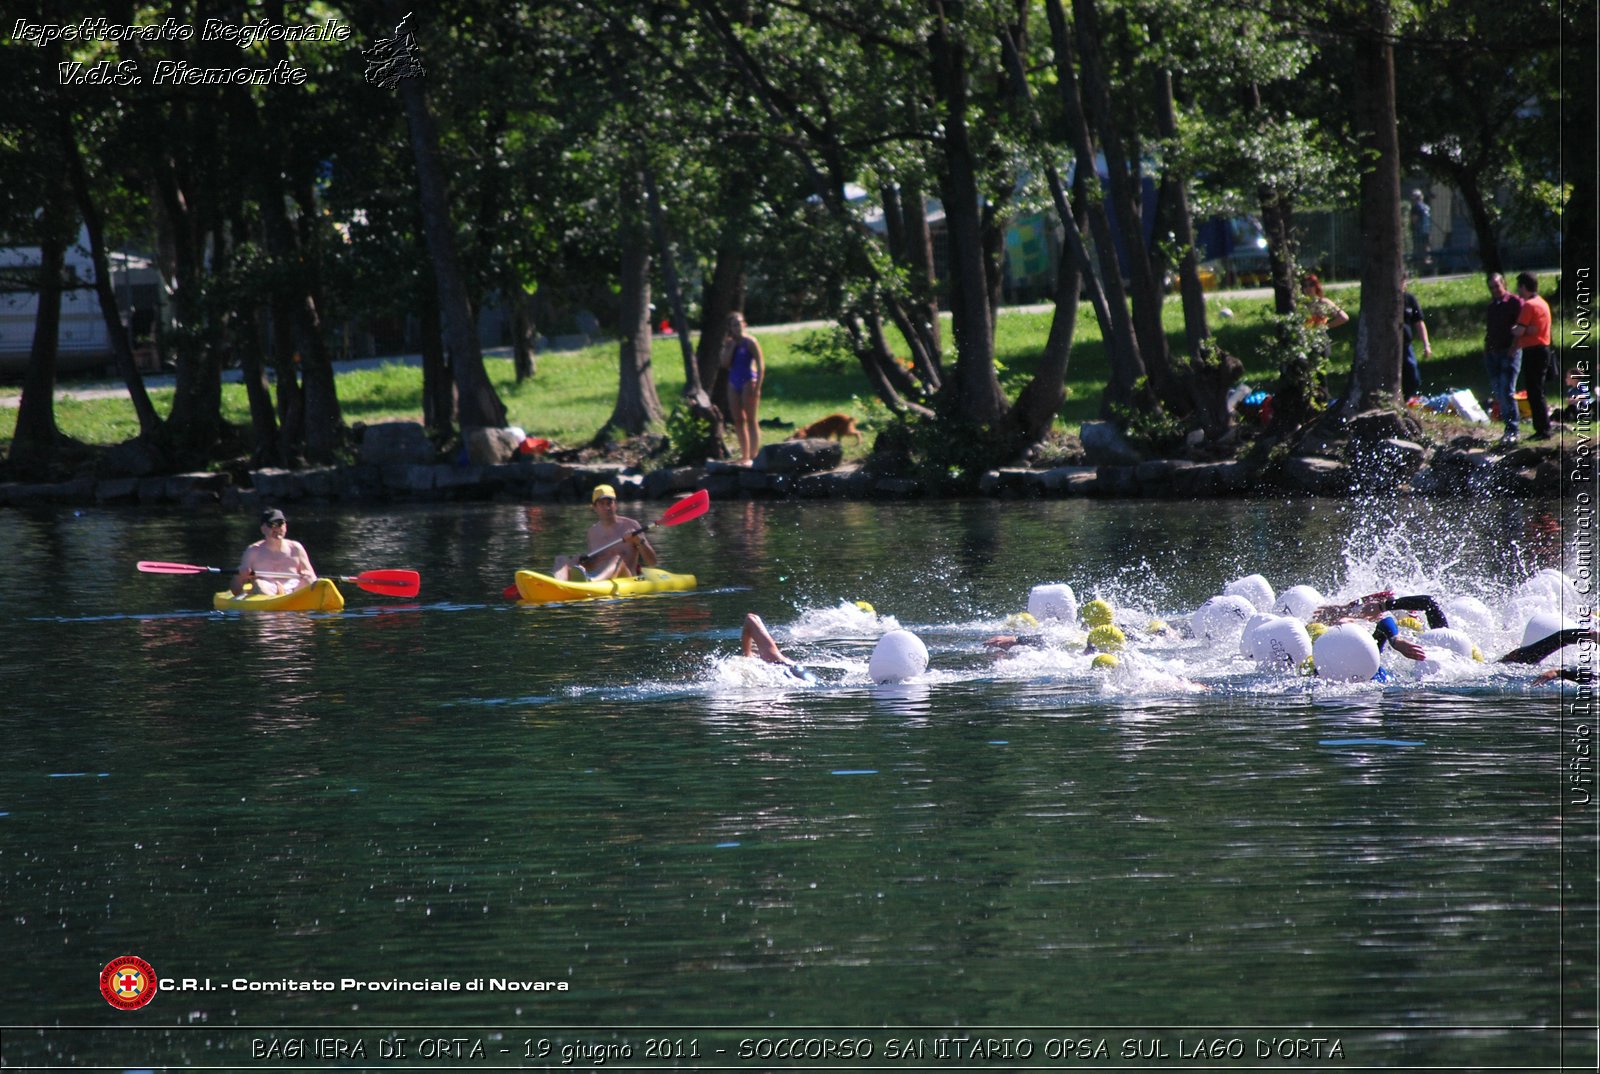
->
{"left": 1483, "top": 273, "right": 1525, "bottom": 445}
{"left": 1400, "top": 277, "right": 1432, "bottom": 400}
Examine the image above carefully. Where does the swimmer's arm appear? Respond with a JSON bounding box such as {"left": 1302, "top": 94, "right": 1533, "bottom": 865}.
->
{"left": 1500, "top": 628, "right": 1599, "bottom": 665}
{"left": 1314, "top": 590, "right": 1394, "bottom": 624}
{"left": 1386, "top": 594, "right": 1447, "bottom": 629}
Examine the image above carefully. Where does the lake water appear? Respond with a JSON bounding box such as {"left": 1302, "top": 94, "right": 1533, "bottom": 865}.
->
{"left": 2, "top": 495, "right": 1594, "bottom": 1070}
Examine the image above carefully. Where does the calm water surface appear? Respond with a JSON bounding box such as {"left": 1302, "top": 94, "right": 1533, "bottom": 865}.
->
{"left": 1, "top": 496, "right": 1593, "bottom": 1069}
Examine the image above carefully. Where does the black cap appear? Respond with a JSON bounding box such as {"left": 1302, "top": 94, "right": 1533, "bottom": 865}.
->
{"left": 260, "top": 508, "right": 287, "bottom": 525}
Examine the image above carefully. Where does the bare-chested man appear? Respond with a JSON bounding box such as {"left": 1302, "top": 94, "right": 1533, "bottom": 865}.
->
{"left": 551, "top": 485, "right": 657, "bottom": 581}
{"left": 230, "top": 508, "right": 316, "bottom": 595}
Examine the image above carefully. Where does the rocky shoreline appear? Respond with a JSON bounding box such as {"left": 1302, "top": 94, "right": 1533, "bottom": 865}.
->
{"left": 0, "top": 411, "right": 1587, "bottom": 511}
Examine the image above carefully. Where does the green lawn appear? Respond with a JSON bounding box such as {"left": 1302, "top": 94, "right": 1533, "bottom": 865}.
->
{"left": 0, "top": 273, "right": 1571, "bottom": 463}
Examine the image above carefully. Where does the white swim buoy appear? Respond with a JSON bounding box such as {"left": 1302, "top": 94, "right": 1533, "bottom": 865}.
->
{"left": 1443, "top": 596, "right": 1495, "bottom": 637}
{"left": 1243, "top": 615, "right": 1312, "bottom": 667}
{"left": 1238, "top": 613, "right": 1277, "bottom": 660}
{"left": 1419, "top": 627, "right": 1476, "bottom": 660}
{"left": 1192, "top": 595, "right": 1256, "bottom": 642}
{"left": 1312, "top": 623, "right": 1381, "bottom": 682}
{"left": 1027, "top": 584, "right": 1078, "bottom": 623}
{"left": 1273, "top": 584, "right": 1325, "bottom": 621}
{"left": 1520, "top": 610, "right": 1578, "bottom": 649}
{"left": 1517, "top": 569, "right": 1581, "bottom": 607}
{"left": 869, "top": 629, "right": 928, "bottom": 684}
{"left": 1224, "top": 573, "right": 1276, "bottom": 612}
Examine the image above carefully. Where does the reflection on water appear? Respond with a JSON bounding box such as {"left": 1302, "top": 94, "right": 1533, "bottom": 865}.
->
{"left": 0, "top": 498, "right": 1591, "bottom": 1068}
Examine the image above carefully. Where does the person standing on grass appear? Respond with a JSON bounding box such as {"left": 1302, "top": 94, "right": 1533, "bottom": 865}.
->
{"left": 1400, "top": 275, "right": 1433, "bottom": 400}
{"left": 719, "top": 312, "right": 766, "bottom": 466}
{"left": 1511, "top": 272, "right": 1554, "bottom": 441}
{"left": 1483, "top": 273, "right": 1525, "bottom": 446}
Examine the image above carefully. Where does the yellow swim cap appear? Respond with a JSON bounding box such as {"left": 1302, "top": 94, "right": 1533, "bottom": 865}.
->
{"left": 1399, "top": 616, "right": 1424, "bottom": 632}
{"left": 854, "top": 600, "right": 875, "bottom": 615}
{"left": 1146, "top": 619, "right": 1170, "bottom": 635}
{"left": 1298, "top": 656, "right": 1317, "bottom": 676}
{"left": 1081, "top": 599, "right": 1114, "bottom": 627}
{"left": 1471, "top": 645, "right": 1484, "bottom": 662}
{"left": 1306, "top": 622, "right": 1328, "bottom": 639}
{"left": 1087, "top": 624, "right": 1126, "bottom": 652}
{"left": 1092, "top": 652, "right": 1119, "bottom": 669}
{"left": 1005, "top": 611, "right": 1038, "bottom": 629}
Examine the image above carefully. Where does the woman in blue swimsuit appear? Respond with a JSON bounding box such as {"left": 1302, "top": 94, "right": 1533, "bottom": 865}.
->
{"left": 720, "top": 312, "right": 766, "bottom": 464}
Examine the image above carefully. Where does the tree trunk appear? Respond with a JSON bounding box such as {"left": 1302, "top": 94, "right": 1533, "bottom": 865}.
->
{"left": 606, "top": 173, "right": 666, "bottom": 436}
{"left": 1152, "top": 65, "right": 1210, "bottom": 364}
{"left": 695, "top": 239, "right": 745, "bottom": 420}
{"left": 1005, "top": 234, "right": 1081, "bottom": 450}
{"left": 1344, "top": 0, "right": 1405, "bottom": 413}
{"left": 9, "top": 188, "right": 71, "bottom": 473}
{"left": 417, "top": 264, "right": 454, "bottom": 437}
{"left": 928, "top": 6, "right": 1006, "bottom": 424}
{"left": 1073, "top": 0, "right": 1175, "bottom": 407}
{"left": 152, "top": 161, "right": 223, "bottom": 460}
{"left": 398, "top": 64, "right": 507, "bottom": 430}
{"left": 510, "top": 284, "right": 537, "bottom": 382}
{"left": 1453, "top": 169, "right": 1502, "bottom": 276}
{"left": 61, "top": 116, "right": 163, "bottom": 442}
{"left": 900, "top": 179, "right": 943, "bottom": 368}
{"left": 645, "top": 165, "right": 726, "bottom": 456}
{"left": 290, "top": 181, "right": 344, "bottom": 459}
{"left": 1044, "top": 0, "right": 1146, "bottom": 414}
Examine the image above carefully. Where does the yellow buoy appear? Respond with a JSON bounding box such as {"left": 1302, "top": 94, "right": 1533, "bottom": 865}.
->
{"left": 1081, "top": 599, "right": 1115, "bottom": 627}
{"left": 1087, "top": 624, "right": 1126, "bottom": 652}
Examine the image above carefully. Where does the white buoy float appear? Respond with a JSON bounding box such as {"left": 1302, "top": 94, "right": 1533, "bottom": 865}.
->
{"left": 1242, "top": 614, "right": 1313, "bottom": 667}
{"left": 1273, "top": 584, "right": 1325, "bottom": 621}
{"left": 1520, "top": 609, "right": 1578, "bottom": 649}
{"left": 1517, "top": 568, "right": 1582, "bottom": 607}
{"left": 869, "top": 629, "right": 929, "bottom": 683}
{"left": 1442, "top": 596, "right": 1495, "bottom": 637}
{"left": 1192, "top": 595, "right": 1256, "bottom": 642}
{"left": 1312, "top": 623, "right": 1381, "bottom": 682}
{"left": 1415, "top": 627, "right": 1480, "bottom": 674}
{"left": 1026, "top": 584, "right": 1078, "bottom": 624}
{"left": 1224, "top": 573, "right": 1276, "bottom": 612}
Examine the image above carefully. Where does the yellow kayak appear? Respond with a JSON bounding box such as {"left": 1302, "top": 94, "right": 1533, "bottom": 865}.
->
{"left": 213, "top": 578, "right": 345, "bottom": 613}
{"left": 514, "top": 567, "right": 697, "bottom": 604}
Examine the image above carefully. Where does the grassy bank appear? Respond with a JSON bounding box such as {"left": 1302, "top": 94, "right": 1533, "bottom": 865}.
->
{"left": 0, "top": 274, "right": 1571, "bottom": 464}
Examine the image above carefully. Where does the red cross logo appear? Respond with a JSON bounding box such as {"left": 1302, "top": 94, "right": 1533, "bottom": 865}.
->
{"left": 100, "top": 956, "right": 158, "bottom": 1010}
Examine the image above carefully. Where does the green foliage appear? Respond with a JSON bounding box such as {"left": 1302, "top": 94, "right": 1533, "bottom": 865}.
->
{"left": 1259, "top": 312, "right": 1331, "bottom": 430}
{"left": 661, "top": 403, "right": 722, "bottom": 467}
{"left": 1111, "top": 379, "right": 1189, "bottom": 455}
{"left": 790, "top": 327, "right": 859, "bottom": 376}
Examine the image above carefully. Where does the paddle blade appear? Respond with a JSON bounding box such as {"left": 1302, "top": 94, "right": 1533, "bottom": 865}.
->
{"left": 348, "top": 569, "right": 420, "bottom": 598}
{"left": 137, "top": 560, "right": 218, "bottom": 575}
{"left": 658, "top": 489, "right": 710, "bottom": 527}
{"left": 502, "top": 583, "right": 522, "bottom": 600}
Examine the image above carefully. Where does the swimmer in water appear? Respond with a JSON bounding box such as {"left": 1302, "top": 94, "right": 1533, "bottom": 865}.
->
{"left": 740, "top": 613, "right": 813, "bottom": 681}
{"left": 1499, "top": 627, "right": 1598, "bottom": 685}
{"left": 1312, "top": 590, "right": 1448, "bottom": 629}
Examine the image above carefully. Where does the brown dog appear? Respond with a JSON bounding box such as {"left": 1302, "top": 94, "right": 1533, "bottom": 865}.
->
{"left": 789, "top": 412, "right": 862, "bottom": 444}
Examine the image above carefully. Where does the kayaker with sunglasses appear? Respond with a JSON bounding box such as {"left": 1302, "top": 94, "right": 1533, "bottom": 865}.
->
{"left": 230, "top": 508, "right": 316, "bottom": 596}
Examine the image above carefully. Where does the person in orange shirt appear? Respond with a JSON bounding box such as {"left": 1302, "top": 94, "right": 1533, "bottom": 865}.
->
{"left": 1511, "top": 271, "right": 1554, "bottom": 440}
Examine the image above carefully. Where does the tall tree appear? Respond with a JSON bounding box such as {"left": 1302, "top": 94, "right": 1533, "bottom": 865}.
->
{"left": 388, "top": 10, "right": 508, "bottom": 430}
{"left": 1342, "top": 0, "right": 1405, "bottom": 411}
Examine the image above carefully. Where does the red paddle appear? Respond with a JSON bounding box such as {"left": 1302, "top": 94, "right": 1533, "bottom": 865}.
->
{"left": 138, "top": 561, "right": 421, "bottom": 598}
{"left": 502, "top": 489, "right": 711, "bottom": 599}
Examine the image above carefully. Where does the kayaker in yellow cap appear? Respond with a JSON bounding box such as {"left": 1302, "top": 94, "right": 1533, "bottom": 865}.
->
{"left": 230, "top": 508, "right": 316, "bottom": 596}
{"left": 551, "top": 484, "right": 659, "bottom": 581}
